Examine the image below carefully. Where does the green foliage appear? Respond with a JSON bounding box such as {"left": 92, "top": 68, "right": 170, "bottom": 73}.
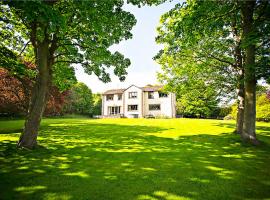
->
{"left": 0, "top": 46, "right": 35, "bottom": 79}
{"left": 0, "top": 0, "right": 138, "bottom": 84}
{"left": 64, "top": 82, "right": 93, "bottom": 116}
{"left": 155, "top": 0, "right": 270, "bottom": 121}
{"left": 256, "top": 94, "right": 270, "bottom": 121}
{"left": 227, "top": 104, "right": 237, "bottom": 120}
{"left": 92, "top": 93, "right": 102, "bottom": 116}
{"left": 1, "top": 118, "right": 270, "bottom": 199}
{"left": 175, "top": 82, "right": 219, "bottom": 118}
{"left": 254, "top": 1, "right": 270, "bottom": 82}
{"left": 218, "top": 106, "right": 232, "bottom": 118}
{"left": 127, "top": 0, "right": 166, "bottom": 6}
{"left": 155, "top": 1, "right": 240, "bottom": 113}
{"left": 227, "top": 88, "right": 270, "bottom": 121}
{"left": 52, "top": 63, "right": 76, "bottom": 92}
{"left": 256, "top": 85, "right": 268, "bottom": 95}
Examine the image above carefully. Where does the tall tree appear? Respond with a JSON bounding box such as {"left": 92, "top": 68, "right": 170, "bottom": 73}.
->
{"left": 155, "top": 0, "right": 269, "bottom": 144}
{"left": 240, "top": 1, "right": 269, "bottom": 144}
{"left": 155, "top": 0, "right": 240, "bottom": 126}
{"left": 240, "top": 1, "right": 257, "bottom": 143}
{"left": 63, "top": 82, "right": 93, "bottom": 116}
{"left": 0, "top": 1, "right": 136, "bottom": 149}
{"left": 92, "top": 93, "right": 102, "bottom": 116}
{"left": 0, "top": 67, "right": 72, "bottom": 117}
{"left": 176, "top": 82, "right": 219, "bottom": 118}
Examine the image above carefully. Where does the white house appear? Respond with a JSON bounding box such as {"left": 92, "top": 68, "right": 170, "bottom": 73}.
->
{"left": 101, "top": 84, "right": 176, "bottom": 118}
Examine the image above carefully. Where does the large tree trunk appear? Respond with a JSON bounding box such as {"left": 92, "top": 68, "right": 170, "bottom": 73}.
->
{"left": 17, "top": 41, "right": 51, "bottom": 149}
{"left": 241, "top": 1, "right": 258, "bottom": 145}
{"left": 231, "top": 14, "right": 245, "bottom": 135}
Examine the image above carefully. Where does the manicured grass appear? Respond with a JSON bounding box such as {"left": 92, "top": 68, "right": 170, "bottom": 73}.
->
{"left": 0, "top": 118, "right": 270, "bottom": 200}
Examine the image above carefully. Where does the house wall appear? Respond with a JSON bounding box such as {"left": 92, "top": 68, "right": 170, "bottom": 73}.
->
{"left": 102, "top": 85, "right": 176, "bottom": 118}
{"left": 102, "top": 94, "right": 123, "bottom": 115}
{"left": 123, "top": 86, "right": 143, "bottom": 118}
{"left": 172, "top": 93, "right": 177, "bottom": 117}
{"left": 143, "top": 92, "right": 176, "bottom": 118}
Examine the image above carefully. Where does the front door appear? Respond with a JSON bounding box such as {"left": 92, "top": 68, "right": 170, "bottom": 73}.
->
{"left": 108, "top": 106, "right": 121, "bottom": 115}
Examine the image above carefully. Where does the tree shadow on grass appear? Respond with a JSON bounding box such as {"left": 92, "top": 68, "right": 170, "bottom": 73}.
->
{"left": 214, "top": 121, "right": 270, "bottom": 139}
{"left": 0, "top": 122, "right": 270, "bottom": 200}
{"left": 0, "top": 129, "right": 23, "bottom": 134}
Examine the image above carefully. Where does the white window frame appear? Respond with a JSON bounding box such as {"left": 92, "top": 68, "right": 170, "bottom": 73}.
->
{"left": 108, "top": 106, "right": 121, "bottom": 115}
{"left": 128, "top": 92, "right": 138, "bottom": 99}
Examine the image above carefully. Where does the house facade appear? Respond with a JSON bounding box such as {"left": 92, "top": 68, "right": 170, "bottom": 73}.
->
{"left": 101, "top": 85, "right": 176, "bottom": 118}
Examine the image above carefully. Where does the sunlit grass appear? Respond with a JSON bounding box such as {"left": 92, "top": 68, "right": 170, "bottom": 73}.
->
{"left": 0, "top": 118, "right": 270, "bottom": 200}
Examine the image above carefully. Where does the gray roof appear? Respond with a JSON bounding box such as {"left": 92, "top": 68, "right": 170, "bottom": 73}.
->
{"left": 103, "top": 88, "right": 125, "bottom": 95}
{"left": 103, "top": 84, "right": 164, "bottom": 95}
{"left": 141, "top": 85, "right": 163, "bottom": 92}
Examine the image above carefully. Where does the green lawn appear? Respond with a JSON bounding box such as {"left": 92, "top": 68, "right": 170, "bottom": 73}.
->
{"left": 0, "top": 118, "right": 270, "bottom": 200}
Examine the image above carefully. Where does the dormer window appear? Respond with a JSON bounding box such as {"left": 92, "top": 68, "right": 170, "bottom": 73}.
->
{"left": 106, "top": 94, "right": 114, "bottom": 101}
{"left": 148, "top": 91, "right": 154, "bottom": 99}
{"left": 118, "top": 94, "right": 122, "bottom": 100}
{"left": 159, "top": 92, "right": 168, "bottom": 98}
{"left": 129, "top": 92, "right": 137, "bottom": 99}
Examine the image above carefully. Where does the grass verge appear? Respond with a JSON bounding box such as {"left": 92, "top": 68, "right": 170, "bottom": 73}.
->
{"left": 0, "top": 118, "right": 270, "bottom": 200}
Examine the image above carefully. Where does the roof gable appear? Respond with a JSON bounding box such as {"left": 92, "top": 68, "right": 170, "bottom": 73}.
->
{"left": 141, "top": 85, "right": 163, "bottom": 92}
{"left": 102, "top": 84, "right": 164, "bottom": 95}
{"left": 123, "top": 84, "right": 142, "bottom": 92}
{"left": 103, "top": 88, "right": 125, "bottom": 95}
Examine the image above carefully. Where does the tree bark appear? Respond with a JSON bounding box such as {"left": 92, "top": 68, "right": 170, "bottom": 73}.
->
{"left": 17, "top": 40, "right": 51, "bottom": 149}
{"left": 236, "top": 71, "right": 245, "bottom": 134}
{"left": 241, "top": 1, "right": 259, "bottom": 145}
{"left": 232, "top": 17, "right": 245, "bottom": 135}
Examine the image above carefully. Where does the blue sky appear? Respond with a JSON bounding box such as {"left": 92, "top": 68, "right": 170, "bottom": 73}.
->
{"left": 75, "top": 0, "right": 180, "bottom": 93}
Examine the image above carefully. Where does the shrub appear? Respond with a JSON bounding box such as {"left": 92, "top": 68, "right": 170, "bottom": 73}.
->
{"left": 224, "top": 115, "right": 235, "bottom": 120}
{"left": 155, "top": 114, "right": 170, "bottom": 119}
{"left": 256, "top": 94, "right": 270, "bottom": 121}
{"left": 63, "top": 82, "right": 93, "bottom": 116}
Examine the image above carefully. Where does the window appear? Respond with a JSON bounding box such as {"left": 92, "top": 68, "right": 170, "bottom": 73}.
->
{"left": 118, "top": 94, "right": 122, "bottom": 100}
{"left": 128, "top": 105, "right": 138, "bottom": 111}
{"left": 108, "top": 106, "right": 121, "bottom": 115}
{"left": 106, "top": 94, "right": 114, "bottom": 101}
{"left": 159, "top": 92, "right": 168, "bottom": 98}
{"left": 148, "top": 91, "right": 154, "bottom": 99}
{"left": 149, "top": 104, "right": 161, "bottom": 111}
{"left": 128, "top": 92, "right": 137, "bottom": 99}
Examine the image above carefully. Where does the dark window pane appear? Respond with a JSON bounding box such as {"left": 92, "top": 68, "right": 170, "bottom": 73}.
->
{"left": 106, "top": 94, "right": 114, "bottom": 101}
{"left": 128, "top": 105, "right": 138, "bottom": 111}
{"left": 149, "top": 104, "right": 161, "bottom": 110}
{"left": 159, "top": 92, "right": 168, "bottom": 98}
{"left": 108, "top": 106, "right": 121, "bottom": 115}
{"left": 118, "top": 94, "right": 122, "bottom": 100}
{"left": 148, "top": 92, "right": 154, "bottom": 99}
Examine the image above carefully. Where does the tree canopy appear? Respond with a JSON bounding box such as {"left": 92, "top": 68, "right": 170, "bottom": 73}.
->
{"left": 64, "top": 82, "right": 93, "bottom": 116}
{"left": 155, "top": 0, "right": 270, "bottom": 144}
{"left": 0, "top": 1, "right": 136, "bottom": 82}
{"left": 0, "top": 0, "right": 143, "bottom": 149}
